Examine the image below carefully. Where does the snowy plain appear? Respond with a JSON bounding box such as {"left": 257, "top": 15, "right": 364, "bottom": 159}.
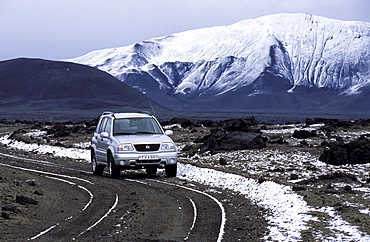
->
{"left": 1, "top": 124, "right": 370, "bottom": 241}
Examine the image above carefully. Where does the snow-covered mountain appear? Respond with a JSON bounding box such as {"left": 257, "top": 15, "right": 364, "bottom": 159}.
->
{"left": 68, "top": 13, "right": 370, "bottom": 114}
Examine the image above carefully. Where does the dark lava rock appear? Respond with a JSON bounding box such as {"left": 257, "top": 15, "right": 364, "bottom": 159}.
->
{"left": 306, "top": 118, "right": 370, "bottom": 129}
{"left": 218, "top": 117, "right": 258, "bottom": 132}
{"left": 318, "top": 172, "right": 357, "bottom": 182}
{"left": 16, "top": 195, "right": 38, "bottom": 205}
{"left": 292, "top": 186, "right": 306, "bottom": 191}
{"left": 319, "top": 136, "right": 370, "bottom": 165}
{"left": 33, "top": 190, "right": 44, "bottom": 196}
{"left": 219, "top": 157, "right": 228, "bottom": 165}
{"left": 1, "top": 212, "right": 10, "bottom": 219}
{"left": 163, "top": 118, "right": 197, "bottom": 128}
{"left": 2, "top": 204, "right": 21, "bottom": 213}
{"left": 289, "top": 174, "right": 299, "bottom": 180}
{"left": 257, "top": 177, "right": 266, "bottom": 184}
{"left": 344, "top": 185, "right": 353, "bottom": 191}
{"left": 297, "top": 172, "right": 357, "bottom": 185}
{"left": 181, "top": 144, "right": 199, "bottom": 157}
{"left": 26, "top": 179, "right": 37, "bottom": 186}
{"left": 199, "top": 119, "right": 215, "bottom": 127}
{"left": 46, "top": 124, "right": 71, "bottom": 137}
{"left": 200, "top": 128, "right": 266, "bottom": 152}
{"left": 292, "top": 130, "right": 317, "bottom": 139}
{"left": 305, "top": 118, "right": 352, "bottom": 128}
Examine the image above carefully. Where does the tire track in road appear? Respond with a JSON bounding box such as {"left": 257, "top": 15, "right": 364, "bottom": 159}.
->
{"left": 0, "top": 152, "right": 226, "bottom": 241}
{"left": 0, "top": 160, "right": 117, "bottom": 240}
{"left": 0, "top": 161, "right": 93, "bottom": 184}
{"left": 74, "top": 193, "right": 119, "bottom": 239}
{"left": 184, "top": 196, "right": 197, "bottom": 241}
{"left": 123, "top": 177, "right": 225, "bottom": 241}
{"left": 28, "top": 175, "right": 94, "bottom": 240}
{"left": 150, "top": 179, "right": 226, "bottom": 242}
{"left": 0, "top": 163, "right": 98, "bottom": 240}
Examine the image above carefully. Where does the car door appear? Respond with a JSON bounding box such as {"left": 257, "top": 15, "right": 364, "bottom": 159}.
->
{"left": 95, "top": 117, "right": 109, "bottom": 162}
{"left": 98, "top": 117, "right": 113, "bottom": 163}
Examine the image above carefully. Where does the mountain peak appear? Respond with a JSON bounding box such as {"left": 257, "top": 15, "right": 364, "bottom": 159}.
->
{"left": 68, "top": 13, "right": 370, "bottom": 114}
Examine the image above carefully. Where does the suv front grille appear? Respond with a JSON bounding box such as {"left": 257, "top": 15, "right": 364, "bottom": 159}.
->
{"left": 136, "top": 159, "right": 161, "bottom": 164}
{"left": 134, "top": 144, "right": 160, "bottom": 152}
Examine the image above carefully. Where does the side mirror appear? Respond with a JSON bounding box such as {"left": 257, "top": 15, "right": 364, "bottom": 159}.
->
{"left": 165, "top": 130, "right": 173, "bottom": 136}
{"left": 100, "top": 132, "right": 109, "bottom": 138}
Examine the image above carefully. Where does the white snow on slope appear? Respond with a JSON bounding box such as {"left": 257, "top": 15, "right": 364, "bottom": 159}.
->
{"left": 1, "top": 133, "right": 370, "bottom": 241}
{"left": 67, "top": 13, "right": 370, "bottom": 96}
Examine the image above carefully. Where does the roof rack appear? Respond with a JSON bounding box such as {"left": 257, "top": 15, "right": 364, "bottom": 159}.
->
{"left": 138, "top": 110, "right": 152, "bottom": 116}
{"left": 102, "top": 111, "right": 114, "bottom": 116}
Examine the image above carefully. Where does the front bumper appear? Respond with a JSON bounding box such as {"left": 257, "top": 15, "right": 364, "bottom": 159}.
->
{"left": 113, "top": 151, "right": 177, "bottom": 168}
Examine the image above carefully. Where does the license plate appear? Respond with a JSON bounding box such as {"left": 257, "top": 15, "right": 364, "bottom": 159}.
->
{"left": 138, "top": 155, "right": 158, "bottom": 160}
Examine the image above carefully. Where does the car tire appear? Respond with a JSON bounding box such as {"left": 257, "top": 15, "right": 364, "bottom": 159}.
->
{"left": 165, "top": 164, "right": 177, "bottom": 177}
{"left": 108, "top": 153, "right": 120, "bottom": 179}
{"left": 91, "top": 151, "right": 104, "bottom": 176}
{"left": 146, "top": 166, "right": 157, "bottom": 176}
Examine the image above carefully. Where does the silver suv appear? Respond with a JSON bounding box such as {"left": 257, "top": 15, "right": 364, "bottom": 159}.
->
{"left": 91, "top": 111, "right": 178, "bottom": 178}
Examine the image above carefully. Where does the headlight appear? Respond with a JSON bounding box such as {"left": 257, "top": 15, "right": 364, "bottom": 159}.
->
{"left": 118, "top": 143, "right": 134, "bottom": 151}
{"left": 161, "top": 142, "right": 176, "bottom": 150}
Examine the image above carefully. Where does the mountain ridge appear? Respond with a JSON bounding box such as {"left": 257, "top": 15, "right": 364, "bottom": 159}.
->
{"left": 68, "top": 13, "right": 370, "bottom": 114}
{"left": 0, "top": 58, "right": 159, "bottom": 119}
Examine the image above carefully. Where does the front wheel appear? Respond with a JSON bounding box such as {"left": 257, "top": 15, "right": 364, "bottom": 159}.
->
{"left": 91, "top": 151, "right": 104, "bottom": 176}
{"left": 146, "top": 166, "right": 158, "bottom": 176}
{"left": 165, "top": 164, "right": 177, "bottom": 177}
{"left": 108, "top": 153, "right": 120, "bottom": 179}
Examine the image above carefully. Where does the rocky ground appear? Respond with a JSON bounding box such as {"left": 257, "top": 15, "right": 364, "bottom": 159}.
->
{"left": 164, "top": 117, "right": 370, "bottom": 240}
{"left": 1, "top": 117, "right": 370, "bottom": 241}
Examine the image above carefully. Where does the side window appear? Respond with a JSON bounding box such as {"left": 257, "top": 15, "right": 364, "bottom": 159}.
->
{"left": 95, "top": 118, "right": 103, "bottom": 133}
{"left": 104, "top": 118, "right": 112, "bottom": 134}
{"left": 98, "top": 118, "right": 108, "bottom": 134}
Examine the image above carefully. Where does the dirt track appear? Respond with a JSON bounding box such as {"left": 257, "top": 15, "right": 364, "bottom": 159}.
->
{"left": 0, "top": 146, "right": 266, "bottom": 241}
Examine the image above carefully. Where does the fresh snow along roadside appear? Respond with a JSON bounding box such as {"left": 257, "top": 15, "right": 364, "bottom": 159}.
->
{"left": 0, "top": 134, "right": 90, "bottom": 161}
{"left": 177, "top": 164, "right": 370, "bottom": 242}
{"left": 1, "top": 134, "right": 369, "bottom": 241}
{"left": 177, "top": 163, "right": 312, "bottom": 241}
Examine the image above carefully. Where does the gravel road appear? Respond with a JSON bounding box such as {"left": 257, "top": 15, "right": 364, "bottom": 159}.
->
{"left": 0, "top": 145, "right": 266, "bottom": 241}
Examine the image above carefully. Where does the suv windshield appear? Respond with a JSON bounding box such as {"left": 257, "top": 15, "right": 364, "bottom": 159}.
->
{"left": 113, "top": 117, "right": 163, "bottom": 135}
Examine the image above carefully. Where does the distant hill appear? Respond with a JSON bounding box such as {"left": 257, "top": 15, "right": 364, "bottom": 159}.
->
{"left": 0, "top": 58, "right": 158, "bottom": 120}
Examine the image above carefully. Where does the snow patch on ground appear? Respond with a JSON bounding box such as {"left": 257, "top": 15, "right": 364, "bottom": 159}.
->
{"left": 177, "top": 164, "right": 312, "bottom": 241}
{"left": 0, "top": 134, "right": 89, "bottom": 161}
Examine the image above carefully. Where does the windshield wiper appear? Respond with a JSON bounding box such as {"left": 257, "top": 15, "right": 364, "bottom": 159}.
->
{"left": 114, "top": 132, "right": 137, "bottom": 135}
{"left": 134, "top": 131, "right": 159, "bottom": 134}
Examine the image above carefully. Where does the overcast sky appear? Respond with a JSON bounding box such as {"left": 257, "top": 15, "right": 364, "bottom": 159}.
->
{"left": 1, "top": 0, "right": 369, "bottom": 61}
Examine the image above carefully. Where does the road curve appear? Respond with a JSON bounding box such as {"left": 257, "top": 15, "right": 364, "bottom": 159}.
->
{"left": 0, "top": 152, "right": 227, "bottom": 241}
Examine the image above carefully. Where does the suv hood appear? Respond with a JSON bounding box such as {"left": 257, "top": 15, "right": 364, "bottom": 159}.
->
{"left": 115, "top": 134, "right": 173, "bottom": 144}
